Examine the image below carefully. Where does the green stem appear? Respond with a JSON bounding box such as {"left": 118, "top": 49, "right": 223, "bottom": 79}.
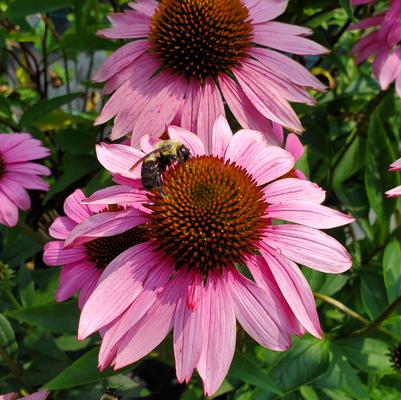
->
{"left": 314, "top": 292, "right": 369, "bottom": 325}
{"left": 18, "top": 220, "right": 48, "bottom": 246}
{"left": 0, "top": 346, "right": 30, "bottom": 392}
{"left": 349, "top": 295, "right": 401, "bottom": 337}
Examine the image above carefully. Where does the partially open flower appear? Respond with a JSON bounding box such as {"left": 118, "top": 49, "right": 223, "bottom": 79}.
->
{"left": 67, "top": 116, "right": 353, "bottom": 396}
{"left": 94, "top": 0, "right": 327, "bottom": 147}
{"left": 0, "top": 133, "right": 50, "bottom": 227}
{"left": 351, "top": 0, "right": 401, "bottom": 97}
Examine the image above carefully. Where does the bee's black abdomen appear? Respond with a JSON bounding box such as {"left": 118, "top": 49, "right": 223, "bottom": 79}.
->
{"left": 141, "top": 160, "right": 161, "bottom": 191}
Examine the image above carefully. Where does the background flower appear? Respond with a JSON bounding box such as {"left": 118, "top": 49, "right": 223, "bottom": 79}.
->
{"left": 67, "top": 116, "right": 353, "bottom": 396}
{"left": 0, "top": 133, "right": 50, "bottom": 227}
{"left": 94, "top": 0, "right": 327, "bottom": 147}
{"left": 386, "top": 157, "right": 401, "bottom": 197}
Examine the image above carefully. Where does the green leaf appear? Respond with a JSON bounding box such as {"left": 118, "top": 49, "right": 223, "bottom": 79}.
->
{"left": 338, "top": 0, "right": 353, "bottom": 19}
{"left": 6, "top": 0, "right": 74, "bottom": 17}
{"left": 361, "top": 271, "right": 388, "bottom": 319}
{"left": 20, "top": 93, "right": 82, "bottom": 126}
{"left": 264, "top": 337, "right": 330, "bottom": 399}
{"left": 54, "top": 128, "right": 97, "bottom": 156}
{"left": 338, "top": 337, "right": 394, "bottom": 375}
{"left": 0, "top": 314, "right": 17, "bottom": 357}
{"left": 6, "top": 301, "right": 79, "bottom": 334}
{"left": 383, "top": 241, "right": 401, "bottom": 303}
{"left": 1, "top": 235, "right": 41, "bottom": 267}
{"left": 44, "top": 347, "right": 122, "bottom": 390}
{"left": 17, "top": 265, "right": 34, "bottom": 307}
{"left": 229, "top": 351, "right": 282, "bottom": 395}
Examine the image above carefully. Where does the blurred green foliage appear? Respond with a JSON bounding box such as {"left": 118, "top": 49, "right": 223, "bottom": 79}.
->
{"left": 1, "top": 0, "right": 401, "bottom": 399}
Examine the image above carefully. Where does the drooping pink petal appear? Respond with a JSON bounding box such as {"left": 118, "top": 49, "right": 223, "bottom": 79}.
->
{"left": 226, "top": 267, "right": 292, "bottom": 350}
{"left": 23, "top": 391, "right": 49, "bottom": 400}
{"left": 245, "top": 0, "right": 288, "bottom": 23}
{"left": 98, "top": 259, "right": 173, "bottom": 369}
{"left": 174, "top": 271, "right": 204, "bottom": 383}
{"left": 197, "top": 272, "right": 236, "bottom": 397}
{"left": 167, "top": 126, "right": 205, "bottom": 156}
{"left": 49, "top": 216, "right": 77, "bottom": 240}
{"left": 265, "top": 201, "right": 354, "bottom": 229}
{"left": 78, "top": 243, "right": 158, "bottom": 339}
{"left": 43, "top": 241, "right": 87, "bottom": 266}
{"left": 0, "top": 182, "right": 30, "bottom": 211}
{"left": 128, "top": 0, "right": 158, "bottom": 16}
{"left": 386, "top": 185, "right": 401, "bottom": 198}
{"left": 130, "top": 72, "right": 188, "bottom": 146}
{"left": 0, "top": 191, "right": 18, "bottom": 226}
{"left": 250, "top": 48, "right": 326, "bottom": 91}
{"left": 285, "top": 133, "right": 304, "bottom": 160}
{"left": 65, "top": 208, "right": 148, "bottom": 248}
{"left": 218, "top": 75, "right": 277, "bottom": 143}
{"left": 4, "top": 172, "right": 49, "bottom": 191}
{"left": 378, "top": 48, "right": 401, "bottom": 90}
{"left": 263, "top": 225, "right": 352, "bottom": 273}
{"left": 263, "top": 178, "right": 326, "bottom": 204}
{"left": 55, "top": 261, "right": 98, "bottom": 302}
{"left": 210, "top": 115, "right": 233, "bottom": 158}
{"left": 2, "top": 137, "right": 49, "bottom": 163}
{"left": 113, "top": 269, "right": 189, "bottom": 369}
{"left": 234, "top": 62, "right": 303, "bottom": 132}
{"left": 97, "top": 12, "right": 151, "bottom": 39}
{"left": 181, "top": 80, "right": 202, "bottom": 134}
{"left": 389, "top": 157, "right": 401, "bottom": 171}
{"left": 93, "top": 40, "right": 150, "bottom": 82}
{"left": 253, "top": 23, "right": 329, "bottom": 55}
{"left": 7, "top": 162, "right": 50, "bottom": 176}
{"left": 197, "top": 77, "right": 225, "bottom": 153}
{"left": 260, "top": 245, "right": 323, "bottom": 338}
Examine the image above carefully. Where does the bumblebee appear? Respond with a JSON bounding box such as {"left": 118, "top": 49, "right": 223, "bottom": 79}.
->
{"left": 100, "top": 388, "right": 120, "bottom": 400}
{"left": 130, "top": 140, "right": 191, "bottom": 191}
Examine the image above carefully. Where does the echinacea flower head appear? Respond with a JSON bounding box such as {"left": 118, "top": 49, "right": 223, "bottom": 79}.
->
{"left": 94, "top": 0, "right": 327, "bottom": 147}
{"left": 0, "top": 133, "right": 50, "bottom": 227}
{"left": 351, "top": 0, "right": 401, "bottom": 97}
{"left": 43, "top": 189, "right": 149, "bottom": 308}
{"left": 67, "top": 116, "right": 353, "bottom": 396}
{"left": 385, "top": 157, "right": 401, "bottom": 197}
{"left": 0, "top": 391, "right": 48, "bottom": 400}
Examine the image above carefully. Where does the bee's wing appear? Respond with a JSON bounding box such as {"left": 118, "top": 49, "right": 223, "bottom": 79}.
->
{"left": 129, "top": 149, "right": 161, "bottom": 172}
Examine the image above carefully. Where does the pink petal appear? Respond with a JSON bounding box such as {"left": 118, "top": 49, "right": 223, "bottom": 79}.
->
{"left": 96, "top": 143, "right": 144, "bottom": 180}
{"left": 253, "top": 23, "right": 328, "bottom": 55}
{"left": 386, "top": 185, "right": 401, "bottom": 198}
{"left": 78, "top": 243, "right": 157, "bottom": 338}
{"left": 97, "top": 12, "right": 150, "bottom": 39}
{"left": 0, "top": 191, "right": 19, "bottom": 227}
{"left": 65, "top": 208, "right": 148, "bottom": 248}
{"left": 56, "top": 262, "right": 98, "bottom": 302}
{"left": 226, "top": 267, "right": 292, "bottom": 350}
{"left": 234, "top": 63, "right": 303, "bottom": 132}
{"left": 98, "top": 260, "right": 173, "bottom": 369}
{"left": 219, "top": 75, "right": 277, "bottom": 143}
{"left": 349, "top": 14, "right": 384, "bottom": 31}
{"left": 250, "top": 48, "right": 326, "bottom": 91}
{"left": 0, "top": 133, "right": 32, "bottom": 153}
{"left": 93, "top": 40, "right": 150, "bottom": 82}
{"left": 2, "top": 137, "right": 49, "bottom": 163}
{"left": 49, "top": 216, "right": 77, "bottom": 240}
{"left": 167, "top": 126, "right": 205, "bottom": 156}
{"left": 113, "top": 269, "right": 189, "bottom": 369}
{"left": 174, "top": 271, "right": 204, "bottom": 383}
{"left": 7, "top": 161, "right": 51, "bottom": 176}
{"left": 246, "top": 146, "right": 295, "bottom": 185}
{"left": 63, "top": 189, "right": 91, "bottom": 224}
{"left": 128, "top": 0, "right": 158, "bottom": 16}
{"left": 24, "top": 391, "right": 49, "bottom": 400}
{"left": 389, "top": 157, "right": 401, "bottom": 171}
{"left": 246, "top": 0, "right": 288, "bottom": 23}
{"left": 78, "top": 271, "right": 103, "bottom": 310}
{"left": 0, "top": 181, "right": 30, "bottom": 210}
{"left": 197, "top": 272, "right": 236, "bottom": 397}
{"left": 266, "top": 201, "right": 354, "bottom": 229}
{"left": 211, "top": 115, "right": 233, "bottom": 158}
{"left": 263, "top": 178, "right": 326, "bottom": 204}
{"left": 263, "top": 225, "right": 352, "bottom": 273}
{"left": 197, "top": 77, "right": 225, "bottom": 153}
{"left": 129, "top": 72, "right": 188, "bottom": 146}
{"left": 181, "top": 80, "right": 202, "bottom": 134}
{"left": 379, "top": 49, "right": 401, "bottom": 90}
{"left": 43, "top": 241, "right": 86, "bottom": 266}
{"left": 285, "top": 133, "right": 304, "bottom": 160}
{"left": 396, "top": 73, "right": 401, "bottom": 98}
{"left": 260, "top": 245, "right": 323, "bottom": 338}
{"left": 4, "top": 172, "right": 49, "bottom": 191}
